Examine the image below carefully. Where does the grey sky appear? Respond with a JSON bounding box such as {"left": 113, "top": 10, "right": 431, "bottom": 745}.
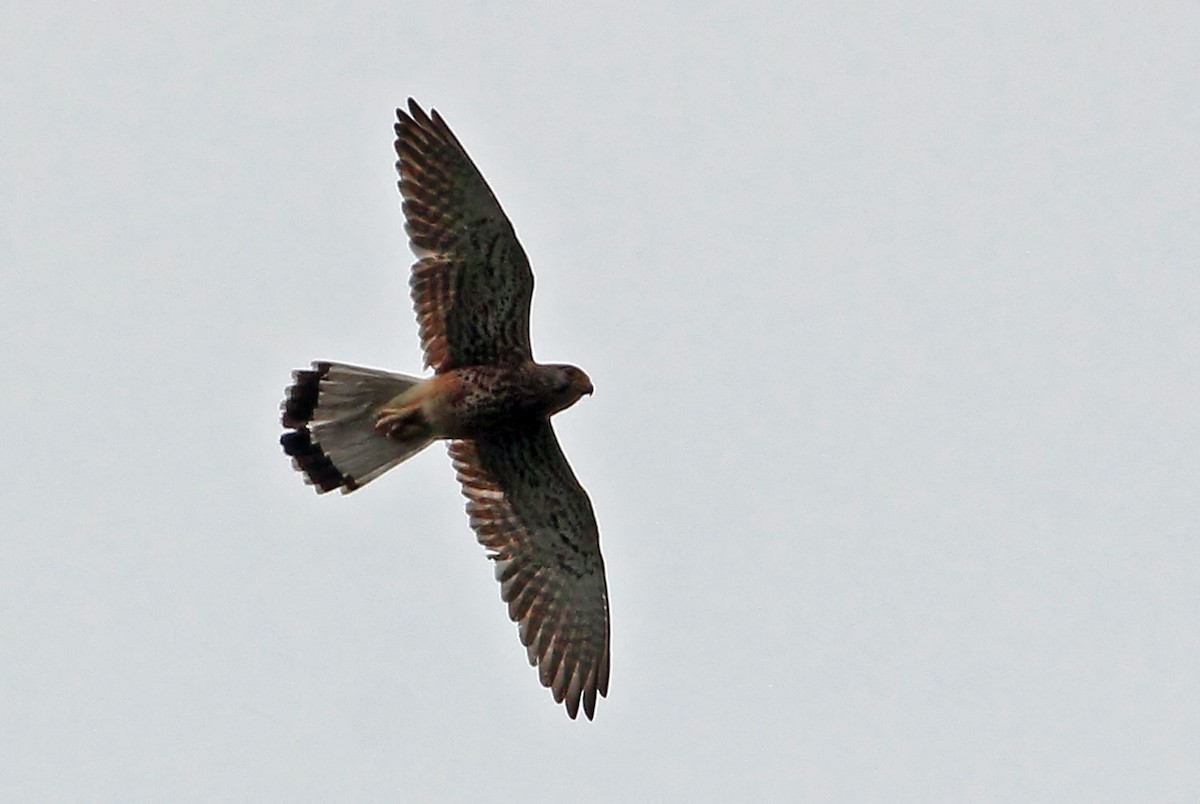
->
{"left": 3, "top": 3, "right": 1198, "bottom": 801}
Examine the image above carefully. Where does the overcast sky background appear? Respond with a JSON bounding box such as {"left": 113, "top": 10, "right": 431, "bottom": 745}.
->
{"left": 3, "top": 3, "right": 1198, "bottom": 801}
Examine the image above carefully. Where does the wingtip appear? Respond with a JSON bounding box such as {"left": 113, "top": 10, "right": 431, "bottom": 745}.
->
{"left": 406, "top": 97, "right": 433, "bottom": 126}
{"left": 396, "top": 98, "right": 422, "bottom": 125}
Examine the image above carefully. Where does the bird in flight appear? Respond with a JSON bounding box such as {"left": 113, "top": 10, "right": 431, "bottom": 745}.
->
{"left": 279, "top": 100, "right": 610, "bottom": 720}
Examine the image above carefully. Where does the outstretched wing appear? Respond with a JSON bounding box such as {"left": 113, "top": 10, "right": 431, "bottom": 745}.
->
{"left": 396, "top": 99, "right": 534, "bottom": 372}
{"left": 449, "top": 425, "right": 611, "bottom": 720}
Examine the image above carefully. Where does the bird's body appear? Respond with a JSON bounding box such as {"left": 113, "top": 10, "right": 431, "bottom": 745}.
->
{"left": 377, "top": 362, "right": 594, "bottom": 442}
{"left": 279, "top": 100, "right": 610, "bottom": 720}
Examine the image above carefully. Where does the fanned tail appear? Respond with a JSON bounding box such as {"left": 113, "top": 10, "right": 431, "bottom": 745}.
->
{"left": 280, "top": 362, "right": 433, "bottom": 493}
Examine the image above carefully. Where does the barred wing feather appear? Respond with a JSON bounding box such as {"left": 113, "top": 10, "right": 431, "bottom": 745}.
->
{"left": 395, "top": 99, "right": 534, "bottom": 372}
{"left": 449, "top": 425, "right": 611, "bottom": 720}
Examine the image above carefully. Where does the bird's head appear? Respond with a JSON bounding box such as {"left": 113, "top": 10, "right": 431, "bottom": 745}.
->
{"left": 546, "top": 364, "right": 594, "bottom": 413}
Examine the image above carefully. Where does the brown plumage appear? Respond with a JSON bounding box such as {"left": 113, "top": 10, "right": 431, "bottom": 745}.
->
{"left": 279, "top": 99, "right": 610, "bottom": 720}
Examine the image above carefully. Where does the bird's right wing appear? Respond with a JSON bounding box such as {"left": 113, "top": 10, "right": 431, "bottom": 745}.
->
{"left": 396, "top": 99, "right": 534, "bottom": 372}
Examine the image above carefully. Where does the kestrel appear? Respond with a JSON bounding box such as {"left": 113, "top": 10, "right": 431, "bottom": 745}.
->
{"left": 279, "top": 100, "right": 610, "bottom": 720}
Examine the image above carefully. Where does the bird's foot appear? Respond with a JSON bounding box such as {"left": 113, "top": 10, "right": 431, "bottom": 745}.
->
{"left": 374, "top": 406, "right": 422, "bottom": 439}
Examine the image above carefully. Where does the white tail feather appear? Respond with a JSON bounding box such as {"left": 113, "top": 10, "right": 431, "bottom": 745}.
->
{"left": 280, "top": 362, "right": 434, "bottom": 493}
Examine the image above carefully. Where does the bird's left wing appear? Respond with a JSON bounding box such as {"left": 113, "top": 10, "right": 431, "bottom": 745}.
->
{"left": 449, "top": 424, "right": 611, "bottom": 720}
